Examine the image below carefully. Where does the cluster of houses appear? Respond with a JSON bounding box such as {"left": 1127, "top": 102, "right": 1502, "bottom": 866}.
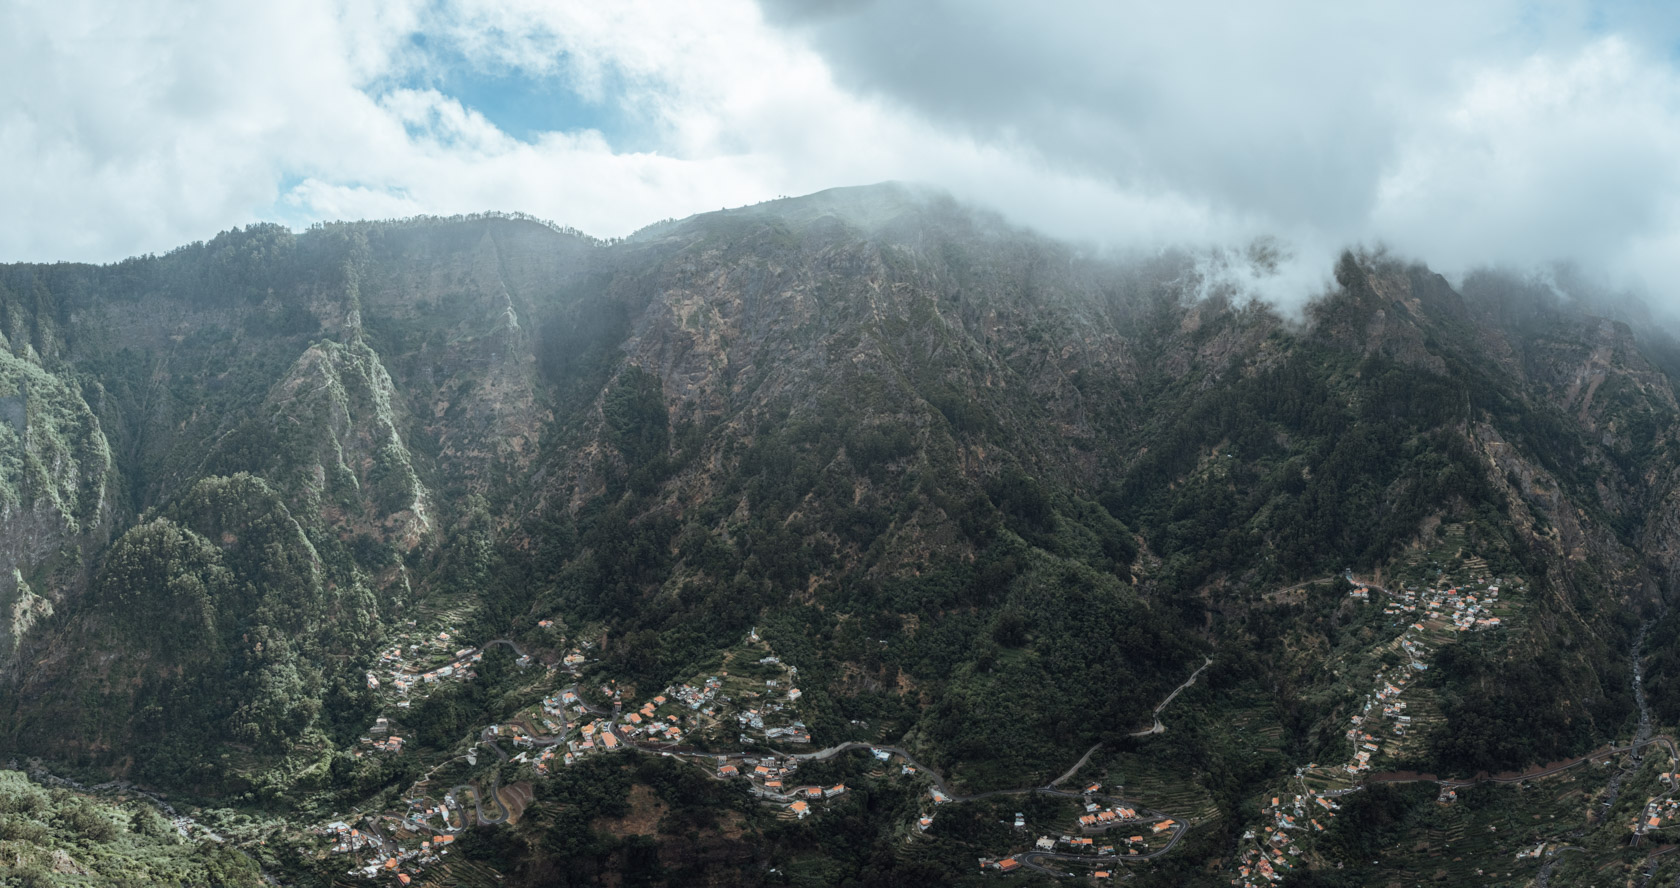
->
{"left": 714, "top": 751, "right": 806, "bottom": 803}
{"left": 369, "top": 631, "right": 485, "bottom": 701}
{"left": 1036, "top": 833, "right": 1153, "bottom": 856}
{"left": 523, "top": 705, "right": 566, "bottom": 739}
{"left": 519, "top": 646, "right": 813, "bottom": 783}
{"left": 712, "top": 745, "right": 937, "bottom": 827}
{"left": 1234, "top": 843, "right": 1291, "bottom": 884}
{"left": 735, "top": 702, "right": 802, "bottom": 737}
{"left": 1444, "top": 586, "right": 1502, "bottom": 632}
{"left": 1633, "top": 778, "right": 1680, "bottom": 836}
{"left": 557, "top": 635, "right": 592, "bottom": 670}
{"left": 728, "top": 690, "right": 810, "bottom": 746}
{"left": 971, "top": 782, "right": 1179, "bottom": 875}
{"left": 396, "top": 797, "right": 460, "bottom": 837}
{"left": 533, "top": 618, "right": 591, "bottom": 668}
{"left": 320, "top": 821, "right": 378, "bottom": 855}
{"left": 682, "top": 655, "right": 810, "bottom": 746}
{"left": 1378, "top": 583, "right": 1506, "bottom": 634}
{"left": 622, "top": 696, "right": 686, "bottom": 744}
{"left": 1233, "top": 793, "right": 1342, "bottom": 885}
{"left": 364, "top": 736, "right": 404, "bottom": 755}
{"left": 780, "top": 784, "right": 848, "bottom": 818}
{"left": 544, "top": 688, "right": 579, "bottom": 717}
{"left": 569, "top": 719, "right": 622, "bottom": 757}
{"left": 316, "top": 628, "right": 648, "bottom": 882}
{"left": 983, "top": 851, "right": 1123, "bottom": 875}
{"left": 982, "top": 856, "right": 1023, "bottom": 873}
{"left": 356, "top": 718, "right": 405, "bottom": 757}
{"left": 765, "top": 723, "right": 811, "bottom": 744}
{"left": 704, "top": 749, "right": 856, "bottom": 821}
{"left": 1231, "top": 572, "right": 1525, "bottom": 885}
{"left": 672, "top": 677, "right": 724, "bottom": 713}
{"left": 317, "top": 795, "right": 463, "bottom": 882}
{"left": 1340, "top": 677, "right": 1406, "bottom": 775}
{"left": 328, "top": 633, "right": 845, "bottom": 881}
{"left": 340, "top": 835, "right": 452, "bottom": 882}
{"left": 489, "top": 690, "right": 650, "bottom": 774}
{"left": 1076, "top": 801, "right": 1141, "bottom": 830}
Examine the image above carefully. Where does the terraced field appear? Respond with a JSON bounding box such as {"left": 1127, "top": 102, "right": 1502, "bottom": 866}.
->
{"left": 1225, "top": 695, "right": 1288, "bottom": 758}
{"left": 1098, "top": 751, "right": 1221, "bottom": 827}
{"left": 1373, "top": 686, "right": 1445, "bottom": 767}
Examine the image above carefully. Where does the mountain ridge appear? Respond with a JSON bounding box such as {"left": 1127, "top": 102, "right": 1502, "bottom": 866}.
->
{"left": 1, "top": 185, "right": 1678, "bottom": 884}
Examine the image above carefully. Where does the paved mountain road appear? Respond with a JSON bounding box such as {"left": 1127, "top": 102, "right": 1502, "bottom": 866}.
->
{"left": 445, "top": 642, "right": 1213, "bottom": 871}
{"left": 782, "top": 656, "right": 1214, "bottom": 869}
{"left": 1127, "top": 656, "right": 1214, "bottom": 737}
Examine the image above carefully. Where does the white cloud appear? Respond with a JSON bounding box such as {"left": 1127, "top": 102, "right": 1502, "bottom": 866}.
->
{"left": 755, "top": 0, "right": 1680, "bottom": 301}
{"left": 3, "top": 0, "right": 1680, "bottom": 311}
{"left": 1372, "top": 38, "right": 1680, "bottom": 284}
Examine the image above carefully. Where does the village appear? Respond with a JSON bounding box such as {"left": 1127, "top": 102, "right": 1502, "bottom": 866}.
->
{"left": 978, "top": 784, "right": 1179, "bottom": 876}
{"left": 1634, "top": 772, "right": 1680, "bottom": 839}
{"left": 310, "top": 622, "right": 904, "bottom": 883}
{"left": 304, "top": 612, "right": 1215, "bottom": 884}
{"left": 1230, "top": 571, "right": 1517, "bottom": 886}
{"left": 297, "top": 556, "right": 1545, "bottom": 887}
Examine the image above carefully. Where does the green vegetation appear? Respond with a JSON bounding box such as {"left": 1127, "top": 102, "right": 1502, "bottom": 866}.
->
{"left": 0, "top": 189, "right": 1676, "bottom": 885}
{"left": 4, "top": 474, "right": 379, "bottom": 794}
{"left": 0, "top": 770, "right": 262, "bottom": 887}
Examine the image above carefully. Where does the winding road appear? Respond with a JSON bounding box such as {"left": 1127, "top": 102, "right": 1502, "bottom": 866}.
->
{"left": 1363, "top": 735, "right": 1680, "bottom": 791}
{"left": 424, "top": 643, "right": 1215, "bottom": 874}
{"left": 1049, "top": 743, "right": 1105, "bottom": 788}
{"left": 1357, "top": 616, "right": 1680, "bottom": 886}
{"left": 450, "top": 734, "right": 510, "bottom": 827}
{"left": 440, "top": 640, "right": 538, "bottom": 828}
{"left": 451, "top": 734, "right": 512, "bottom": 828}
{"left": 789, "top": 739, "right": 1190, "bottom": 868}
{"left": 1127, "top": 656, "right": 1214, "bottom": 737}
{"left": 481, "top": 638, "right": 528, "bottom": 659}
{"left": 1363, "top": 620, "right": 1677, "bottom": 793}
{"left": 781, "top": 655, "right": 1216, "bottom": 870}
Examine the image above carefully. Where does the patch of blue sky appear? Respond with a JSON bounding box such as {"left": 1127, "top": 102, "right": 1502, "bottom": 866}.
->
{"left": 393, "top": 31, "right": 651, "bottom": 150}
{"left": 1505, "top": 0, "right": 1680, "bottom": 54}
{"left": 1579, "top": 0, "right": 1680, "bottom": 49}
{"left": 262, "top": 174, "right": 317, "bottom": 231}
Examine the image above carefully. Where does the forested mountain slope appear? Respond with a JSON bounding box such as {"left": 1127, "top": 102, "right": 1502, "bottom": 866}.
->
{"left": 2, "top": 184, "right": 1679, "bottom": 884}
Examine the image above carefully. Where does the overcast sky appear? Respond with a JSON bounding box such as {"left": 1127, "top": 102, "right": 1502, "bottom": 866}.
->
{"left": 5, "top": 0, "right": 1680, "bottom": 303}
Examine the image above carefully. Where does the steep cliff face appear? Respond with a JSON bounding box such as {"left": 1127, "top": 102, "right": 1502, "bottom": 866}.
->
{"left": 0, "top": 347, "right": 116, "bottom": 671}
{"left": 1, "top": 188, "right": 1679, "bottom": 800}
{"left": 0, "top": 217, "right": 593, "bottom": 683}
{"left": 211, "top": 338, "right": 432, "bottom": 548}
{"left": 353, "top": 220, "right": 589, "bottom": 498}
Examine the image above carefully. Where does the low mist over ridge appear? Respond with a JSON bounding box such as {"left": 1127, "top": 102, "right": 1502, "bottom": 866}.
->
{"left": 8, "top": 2, "right": 1680, "bottom": 315}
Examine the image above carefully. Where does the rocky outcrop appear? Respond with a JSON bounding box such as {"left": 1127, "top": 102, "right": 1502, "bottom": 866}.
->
{"left": 238, "top": 338, "right": 432, "bottom": 549}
